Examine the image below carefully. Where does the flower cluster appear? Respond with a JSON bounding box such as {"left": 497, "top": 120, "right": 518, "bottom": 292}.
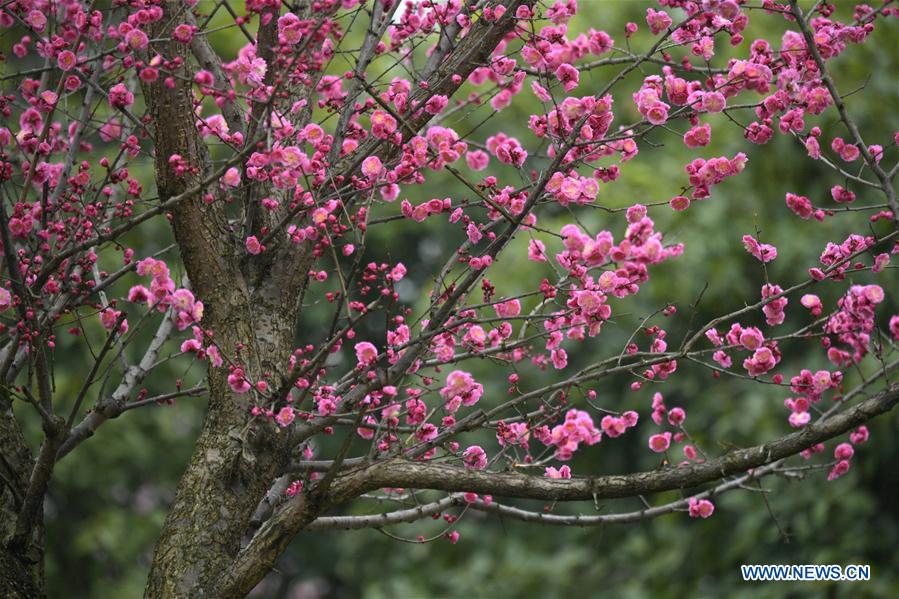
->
{"left": 824, "top": 285, "right": 885, "bottom": 366}
{"left": 784, "top": 369, "right": 842, "bottom": 428}
{"left": 130, "top": 258, "right": 203, "bottom": 331}
{"left": 706, "top": 322, "right": 782, "bottom": 377}
{"left": 684, "top": 153, "right": 748, "bottom": 199}
{"left": 545, "top": 409, "right": 602, "bottom": 461}
{"left": 440, "top": 370, "right": 484, "bottom": 412}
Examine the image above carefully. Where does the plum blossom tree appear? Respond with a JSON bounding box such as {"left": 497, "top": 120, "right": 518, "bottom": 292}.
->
{"left": 1, "top": 0, "right": 898, "bottom": 596}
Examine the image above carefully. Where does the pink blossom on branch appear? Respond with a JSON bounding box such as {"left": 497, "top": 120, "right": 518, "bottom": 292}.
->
{"left": 688, "top": 498, "right": 715, "bottom": 519}
{"left": 462, "top": 445, "right": 488, "bottom": 470}
{"left": 2, "top": 0, "right": 898, "bottom": 590}
{"left": 742, "top": 235, "right": 777, "bottom": 263}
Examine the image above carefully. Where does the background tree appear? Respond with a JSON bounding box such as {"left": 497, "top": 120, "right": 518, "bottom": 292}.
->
{"left": 1, "top": 0, "right": 898, "bottom": 596}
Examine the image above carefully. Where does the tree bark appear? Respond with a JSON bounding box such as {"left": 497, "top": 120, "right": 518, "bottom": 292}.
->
{"left": 0, "top": 546, "right": 41, "bottom": 598}
{"left": 140, "top": 7, "right": 301, "bottom": 596}
{"left": 0, "top": 393, "right": 42, "bottom": 597}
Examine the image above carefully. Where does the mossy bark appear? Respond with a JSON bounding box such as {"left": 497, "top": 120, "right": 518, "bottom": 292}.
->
{"left": 139, "top": 4, "right": 314, "bottom": 595}
{"left": 0, "top": 395, "right": 42, "bottom": 597}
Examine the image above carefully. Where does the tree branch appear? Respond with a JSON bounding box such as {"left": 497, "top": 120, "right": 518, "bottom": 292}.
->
{"left": 353, "top": 383, "right": 898, "bottom": 501}
{"left": 788, "top": 0, "right": 898, "bottom": 220}
{"left": 221, "top": 381, "right": 899, "bottom": 597}
{"left": 56, "top": 315, "right": 175, "bottom": 461}
{"left": 305, "top": 494, "right": 460, "bottom": 531}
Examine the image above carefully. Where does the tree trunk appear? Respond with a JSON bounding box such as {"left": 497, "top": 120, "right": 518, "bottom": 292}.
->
{"left": 142, "top": 346, "right": 292, "bottom": 597}
{"left": 0, "top": 546, "right": 41, "bottom": 598}
{"left": 0, "top": 397, "right": 42, "bottom": 597}
{"left": 140, "top": 5, "right": 309, "bottom": 595}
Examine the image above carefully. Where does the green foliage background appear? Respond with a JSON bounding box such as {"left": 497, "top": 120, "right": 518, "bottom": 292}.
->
{"left": 10, "top": 1, "right": 898, "bottom": 597}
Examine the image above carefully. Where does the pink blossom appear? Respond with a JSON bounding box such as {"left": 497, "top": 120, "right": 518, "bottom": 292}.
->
{"left": 57, "top": 51, "right": 77, "bottom": 72}
{"left": 800, "top": 294, "right": 822, "bottom": 316}
{"left": 370, "top": 110, "right": 397, "bottom": 139}
{"left": 713, "top": 350, "right": 732, "bottom": 368}
{"left": 99, "top": 119, "right": 122, "bottom": 142}
{"left": 361, "top": 156, "right": 382, "bottom": 179}
{"left": 245, "top": 236, "right": 263, "bottom": 255}
{"left": 465, "top": 150, "right": 489, "bottom": 171}
{"left": 494, "top": 299, "right": 521, "bottom": 318}
{"left": 415, "top": 423, "right": 438, "bottom": 442}
{"left": 555, "top": 63, "right": 579, "bottom": 92}
{"left": 463, "top": 325, "right": 487, "bottom": 349}
{"left": 701, "top": 92, "right": 726, "bottom": 113}
{"left": 785, "top": 193, "right": 813, "bottom": 219}
{"left": 646, "top": 8, "right": 672, "bottom": 35}
{"left": 354, "top": 341, "right": 378, "bottom": 367}
{"left": 285, "top": 480, "right": 303, "bottom": 497}
{"left": 648, "top": 432, "right": 672, "bottom": 453}
{"left": 469, "top": 256, "right": 493, "bottom": 270}
{"left": 743, "top": 346, "right": 778, "bottom": 376}
{"left": 0, "top": 288, "right": 13, "bottom": 312}
{"left": 466, "top": 223, "right": 483, "bottom": 244}
{"left": 108, "top": 83, "right": 135, "bottom": 108}
{"left": 173, "top": 24, "right": 195, "bottom": 43}
{"left": 558, "top": 177, "right": 583, "bottom": 202}
{"left": 425, "top": 95, "right": 448, "bottom": 115}
{"left": 667, "top": 407, "right": 686, "bottom": 426}
{"left": 834, "top": 442, "right": 854, "bottom": 460}
{"left": 462, "top": 445, "right": 487, "bottom": 469}
{"left": 545, "top": 465, "right": 572, "bottom": 479}
{"left": 828, "top": 460, "right": 851, "bottom": 481}
{"left": 831, "top": 185, "right": 856, "bottom": 204}
{"left": 441, "top": 370, "right": 483, "bottom": 408}
{"left": 171, "top": 289, "right": 196, "bottom": 313}
{"left": 688, "top": 498, "right": 715, "bottom": 518}
{"left": 551, "top": 348, "right": 568, "bottom": 369}
{"left": 99, "top": 309, "right": 127, "bottom": 334}
{"left": 601, "top": 411, "right": 638, "bottom": 438}
{"left": 222, "top": 167, "right": 241, "bottom": 188}
{"left": 739, "top": 327, "right": 764, "bottom": 350}
{"left": 761, "top": 284, "right": 788, "bottom": 326}
{"left": 28, "top": 10, "right": 46, "bottom": 32}
{"left": 181, "top": 339, "right": 201, "bottom": 354}
{"left": 531, "top": 81, "right": 552, "bottom": 102}
{"left": 232, "top": 45, "right": 267, "bottom": 87}
{"left": 547, "top": 409, "right": 601, "bottom": 460}
{"left": 835, "top": 139, "right": 860, "bottom": 162}
{"left": 528, "top": 239, "right": 547, "bottom": 262}
{"left": 863, "top": 284, "right": 884, "bottom": 303}
{"left": 124, "top": 29, "right": 149, "bottom": 51}
{"left": 742, "top": 235, "right": 777, "bottom": 263}
{"left": 684, "top": 123, "right": 711, "bottom": 148}
{"left": 850, "top": 426, "right": 869, "bottom": 445}
{"left": 207, "top": 347, "right": 223, "bottom": 368}
{"left": 645, "top": 101, "right": 669, "bottom": 125}
{"left": 275, "top": 407, "right": 296, "bottom": 427}
{"left": 301, "top": 123, "right": 325, "bottom": 144}
{"left": 227, "top": 369, "right": 251, "bottom": 394}
{"left": 278, "top": 13, "right": 303, "bottom": 45}
{"left": 389, "top": 263, "right": 407, "bottom": 282}
{"left": 670, "top": 196, "right": 690, "bottom": 211}
{"left": 805, "top": 136, "right": 821, "bottom": 159}
{"left": 489, "top": 134, "right": 528, "bottom": 167}
{"left": 789, "top": 411, "right": 811, "bottom": 427}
